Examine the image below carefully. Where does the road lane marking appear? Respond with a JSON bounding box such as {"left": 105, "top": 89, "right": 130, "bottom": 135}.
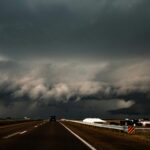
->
{"left": 59, "top": 122, "right": 97, "bottom": 150}
{"left": 3, "top": 132, "right": 20, "bottom": 139}
{"left": 20, "top": 131, "right": 27, "bottom": 135}
{"left": 3, "top": 130, "right": 28, "bottom": 139}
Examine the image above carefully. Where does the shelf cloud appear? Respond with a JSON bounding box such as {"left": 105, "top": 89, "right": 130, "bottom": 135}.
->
{"left": 0, "top": 0, "right": 150, "bottom": 118}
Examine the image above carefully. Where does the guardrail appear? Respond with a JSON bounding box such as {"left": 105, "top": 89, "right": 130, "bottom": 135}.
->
{"left": 63, "top": 119, "right": 128, "bottom": 133}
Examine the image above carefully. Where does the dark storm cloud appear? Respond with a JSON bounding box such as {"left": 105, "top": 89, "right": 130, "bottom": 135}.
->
{"left": 0, "top": 0, "right": 150, "bottom": 119}
{"left": 0, "top": 0, "right": 150, "bottom": 59}
{"left": 0, "top": 58, "right": 149, "bottom": 118}
{"left": 110, "top": 92, "right": 150, "bottom": 116}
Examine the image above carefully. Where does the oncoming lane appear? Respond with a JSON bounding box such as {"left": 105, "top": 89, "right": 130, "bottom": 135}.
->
{"left": 0, "top": 121, "right": 90, "bottom": 150}
{"left": 0, "top": 121, "right": 44, "bottom": 139}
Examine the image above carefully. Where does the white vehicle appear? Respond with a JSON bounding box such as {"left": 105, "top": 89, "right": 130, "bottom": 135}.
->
{"left": 140, "top": 121, "right": 150, "bottom": 127}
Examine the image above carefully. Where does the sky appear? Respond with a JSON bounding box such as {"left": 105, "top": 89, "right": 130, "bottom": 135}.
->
{"left": 0, "top": 0, "right": 150, "bottom": 119}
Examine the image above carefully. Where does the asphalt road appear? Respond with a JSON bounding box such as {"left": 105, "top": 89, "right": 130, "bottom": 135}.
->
{"left": 0, "top": 121, "right": 90, "bottom": 150}
{"left": 1, "top": 121, "right": 150, "bottom": 150}
{"left": 63, "top": 121, "right": 150, "bottom": 150}
{"left": 0, "top": 121, "right": 43, "bottom": 139}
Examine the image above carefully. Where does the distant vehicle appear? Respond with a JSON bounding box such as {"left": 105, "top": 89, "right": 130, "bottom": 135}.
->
{"left": 49, "top": 116, "right": 56, "bottom": 121}
{"left": 138, "top": 120, "right": 150, "bottom": 127}
{"left": 120, "top": 118, "right": 150, "bottom": 126}
{"left": 120, "top": 119, "right": 139, "bottom": 126}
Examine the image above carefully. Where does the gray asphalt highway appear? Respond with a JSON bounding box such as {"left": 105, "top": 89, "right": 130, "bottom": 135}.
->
{"left": 1, "top": 121, "right": 150, "bottom": 150}
{"left": 0, "top": 121, "right": 43, "bottom": 139}
{"left": 63, "top": 121, "right": 150, "bottom": 150}
{"left": 0, "top": 121, "right": 90, "bottom": 150}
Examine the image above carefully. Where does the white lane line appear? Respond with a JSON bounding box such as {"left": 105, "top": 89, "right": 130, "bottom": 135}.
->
{"left": 3, "top": 130, "right": 28, "bottom": 139}
{"left": 20, "top": 130, "right": 27, "bottom": 135}
{"left": 3, "top": 132, "right": 20, "bottom": 139}
{"left": 59, "top": 122, "right": 97, "bottom": 150}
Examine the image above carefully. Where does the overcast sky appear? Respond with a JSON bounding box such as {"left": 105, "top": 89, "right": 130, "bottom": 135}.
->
{"left": 0, "top": 0, "right": 150, "bottom": 119}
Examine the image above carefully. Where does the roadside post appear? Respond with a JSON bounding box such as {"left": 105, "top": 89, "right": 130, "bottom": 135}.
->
{"left": 128, "top": 125, "right": 135, "bottom": 134}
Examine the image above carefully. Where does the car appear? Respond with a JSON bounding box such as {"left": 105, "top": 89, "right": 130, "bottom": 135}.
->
{"left": 49, "top": 116, "right": 56, "bottom": 121}
{"left": 138, "top": 120, "right": 150, "bottom": 127}
{"left": 120, "top": 119, "right": 140, "bottom": 126}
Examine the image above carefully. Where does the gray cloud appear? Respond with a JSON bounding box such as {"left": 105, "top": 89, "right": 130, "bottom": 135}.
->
{"left": 0, "top": 0, "right": 150, "bottom": 59}
{"left": 0, "top": 58, "right": 149, "bottom": 118}
{"left": 0, "top": 0, "right": 150, "bottom": 119}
